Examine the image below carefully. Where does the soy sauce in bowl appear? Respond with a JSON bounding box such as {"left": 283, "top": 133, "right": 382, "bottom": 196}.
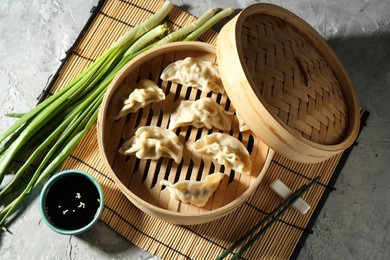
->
{"left": 39, "top": 170, "right": 104, "bottom": 235}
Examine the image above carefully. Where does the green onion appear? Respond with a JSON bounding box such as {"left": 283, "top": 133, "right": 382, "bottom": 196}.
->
{"left": 3, "top": 113, "right": 24, "bottom": 118}
{"left": 116, "top": 7, "right": 219, "bottom": 68}
{"left": 216, "top": 176, "right": 320, "bottom": 260}
{"left": 109, "top": 1, "right": 173, "bottom": 50}
{"left": 157, "top": 8, "right": 218, "bottom": 45}
{"left": 184, "top": 7, "right": 235, "bottom": 41}
{"left": 0, "top": 5, "right": 235, "bottom": 230}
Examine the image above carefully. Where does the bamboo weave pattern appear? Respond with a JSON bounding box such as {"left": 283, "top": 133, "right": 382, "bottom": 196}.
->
{"left": 241, "top": 14, "right": 347, "bottom": 145}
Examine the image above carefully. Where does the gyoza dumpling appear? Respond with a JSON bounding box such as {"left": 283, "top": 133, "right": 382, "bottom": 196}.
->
{"left": 160, "top": 172, "right": 225, "bottom": 207}
{"left": 168, "top": 98, "right": 233, "bottom": 131}
{"left": 236, "top": 112, "right": 250, "bottom": 132}
{"left": 191, "top": 133, "right": 252, "bottom": 174}
{"left": 118, "top": 126, "right": 183, "bottom": 163}
{"left": 110, "top": 79, "right": 165, "bottom": 120}
{"left": 160, "top": 57, "right": 224, "bottom": 94}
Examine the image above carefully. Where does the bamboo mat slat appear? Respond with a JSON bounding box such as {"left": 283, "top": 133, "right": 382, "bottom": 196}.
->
{"left": 38, "top": 0, "right": 365, "bottom": 259}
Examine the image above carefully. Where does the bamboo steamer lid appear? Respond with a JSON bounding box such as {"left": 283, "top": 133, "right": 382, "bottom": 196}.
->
{"left": 217, "top": 3, "right": 360, "bottom": 163}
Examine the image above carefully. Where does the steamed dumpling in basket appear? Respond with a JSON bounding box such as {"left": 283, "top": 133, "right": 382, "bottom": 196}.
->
{"left": 191, "top": 133, "right": 252, "bottom": 174}
{"left": 160, "top": 172, "right": 225, "bottom": 207}
{"left": 160, "top": 57, "right": 224, "bottom": 94}
{"left": 110, "top": 79, "right": 165, "bottom": 120}
{"left": 168, "top": 98, "right": 233, "bottom": 131}
{"left": 118, "top": 126, "right": 183, "bottom": 164}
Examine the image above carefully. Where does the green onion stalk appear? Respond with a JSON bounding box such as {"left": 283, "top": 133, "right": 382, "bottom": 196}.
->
{"left": 184, "top": 7, "right": 235, "bottom": 41}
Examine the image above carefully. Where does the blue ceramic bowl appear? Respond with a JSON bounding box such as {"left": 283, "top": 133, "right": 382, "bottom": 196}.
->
{"left": 39, "top": 170, "right": 104, "bottom": 235}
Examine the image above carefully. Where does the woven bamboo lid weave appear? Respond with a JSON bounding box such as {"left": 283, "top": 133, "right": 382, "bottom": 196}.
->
{"left": 217, "top": 3, "right": 360, "bottom": 163}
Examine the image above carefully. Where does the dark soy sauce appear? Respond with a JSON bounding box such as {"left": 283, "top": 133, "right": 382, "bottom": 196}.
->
{"left": 45, "top": 174, "right": 101, "bottom": 230}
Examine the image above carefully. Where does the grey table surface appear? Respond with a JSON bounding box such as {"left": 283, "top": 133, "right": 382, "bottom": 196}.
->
{"left": 0, "top": 0, "right": 389, "bottom": 259}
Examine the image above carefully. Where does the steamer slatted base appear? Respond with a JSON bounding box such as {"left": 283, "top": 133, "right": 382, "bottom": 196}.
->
{"left": 38, "top": 0, "right": 365, "bottom": 259}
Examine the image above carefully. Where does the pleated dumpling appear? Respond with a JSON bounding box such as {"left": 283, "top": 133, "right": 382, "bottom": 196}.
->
{"left": 168, "top": 98, "right": 232, "bottom": 131}
{"left": 191, "top": 133, "right": 252, "bottom": 174}
{"left": 110, "top": 79, "right": 165, "bottom": 120}
{"left": 160, "top": 172, "right": 225, "bottom": 207}
{"left": 118, "top": 126, "right": 183, "bottom": 164}
{"left": 160, "top": 57, "right": 224, "bottom": 94}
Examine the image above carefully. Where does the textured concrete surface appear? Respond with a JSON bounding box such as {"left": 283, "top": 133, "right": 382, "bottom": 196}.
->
{"left": 0, "top": 0, "right": 389, "bottom": 259}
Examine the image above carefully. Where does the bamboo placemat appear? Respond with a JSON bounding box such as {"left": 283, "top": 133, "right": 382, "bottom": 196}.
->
{"left": 40, "top": 0, "right": 367, "bottom": 259}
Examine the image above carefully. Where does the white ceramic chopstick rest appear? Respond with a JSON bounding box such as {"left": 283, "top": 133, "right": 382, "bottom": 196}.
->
{"left": 270, "top": 179, "right": 311, "bottom": 214}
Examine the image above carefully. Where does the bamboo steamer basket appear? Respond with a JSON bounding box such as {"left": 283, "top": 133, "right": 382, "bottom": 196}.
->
{"left": 98, "top": 41, "right": 274, "bottom": 225}
{"left": 217, "top": 3, "right": 360, "bottom": 163}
